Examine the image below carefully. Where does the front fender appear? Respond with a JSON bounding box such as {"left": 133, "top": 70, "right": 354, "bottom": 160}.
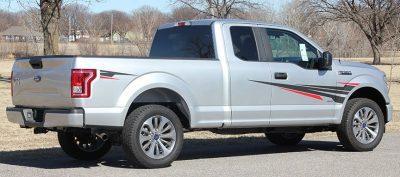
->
{"left": 344, "top": 75, "right": 390, "bottom": 104}
{"left": 334, "top": 75, "right": 390, "bottom": 124}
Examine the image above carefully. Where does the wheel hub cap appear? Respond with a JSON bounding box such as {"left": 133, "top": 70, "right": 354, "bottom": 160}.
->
{"left": 139, "top": 115, "right": 176, "bottom": 159}
{"left": 352, "top": 107, "right": 380, "bottom": 144}
{"left": 361, "top": 123, "right": 367, "bottom": 128}
{"left": 153, "top": 133, "right": 160, "bottom": 140}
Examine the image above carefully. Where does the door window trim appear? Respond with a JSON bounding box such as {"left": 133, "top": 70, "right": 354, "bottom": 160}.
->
{"left": 225, "top": 24, "right": 275, "bottom": 63}
{"left": 261, "top": 27, "right": 323, "bottom": 70}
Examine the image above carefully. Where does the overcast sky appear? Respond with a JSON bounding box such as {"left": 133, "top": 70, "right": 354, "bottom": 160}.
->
{"left": 0, "top": 0, "right": 290, "bottom": 13}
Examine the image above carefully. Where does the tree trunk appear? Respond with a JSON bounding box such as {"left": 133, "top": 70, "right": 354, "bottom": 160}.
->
{"left": 40, "top": 0, "right": 62, "bottom": 55}
{"left": 371, "top": 44, "right": 381, "bottom": 65}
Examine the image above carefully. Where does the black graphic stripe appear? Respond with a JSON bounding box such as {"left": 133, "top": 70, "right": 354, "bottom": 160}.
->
{"left": 304, "top": 84, "right": 355, "bottom": 91}
{"left": 250, "top": 80, "right": 348, "bottom": 103}
{"left": 100, "top": 70, "right": 134, "bottom": 77}
{"left": 302, "top": 86, "right": 350, "bottom": 95}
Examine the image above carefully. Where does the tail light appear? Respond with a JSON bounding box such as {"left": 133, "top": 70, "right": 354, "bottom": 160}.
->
{"left": 10, "top": 71, "right": 13, "bottom": 96}
{"left": 71, "top": 69, "right": 97, "bottom": 98}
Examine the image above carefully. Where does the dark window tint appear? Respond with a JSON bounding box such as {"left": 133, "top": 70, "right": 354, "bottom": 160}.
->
{"left": 149, "top": 26, "right": 215, "bottom": 59}
{"left": 266, "top": 29, "right": 320, "bottom": 69}
{"left": 230, "top": 26, "right": 259, "bottom": 61}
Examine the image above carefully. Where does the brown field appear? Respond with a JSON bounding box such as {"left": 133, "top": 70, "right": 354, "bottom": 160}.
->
{"left": 0, "top": 60, "right": 399, "bottom": 151}
{"left": 340, "top": 57, "right": 400, "bottom": 65}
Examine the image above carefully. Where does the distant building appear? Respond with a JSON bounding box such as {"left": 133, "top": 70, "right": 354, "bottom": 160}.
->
{"left": 0, "top": 26, "right": 42, "bottom": 42}
{"left": 99, "top": 32, "right": 126, "bottom": 43}
{"left": 66, "top": 30, "right": 90, "bottom": 42}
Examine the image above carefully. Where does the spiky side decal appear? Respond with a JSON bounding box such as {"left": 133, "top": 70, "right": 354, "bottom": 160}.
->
{"left": 250, "top": 80, "right": 359, "bottom": 103}
{"left": 99, "top": 70, "right": 135, "bottom": 80}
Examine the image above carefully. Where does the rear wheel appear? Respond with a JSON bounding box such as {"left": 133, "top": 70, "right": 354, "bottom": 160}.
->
{"left": 122, "top": 105, "right": 183, "bottom": 168}
{"left": 58, "top": 131, "right": 112, "bottom": 160}
{"left": 337, "top": 98, "right": 384, "bottom": 151}
{"left": 265, "top": 132, "right": 305, "bottom": 146}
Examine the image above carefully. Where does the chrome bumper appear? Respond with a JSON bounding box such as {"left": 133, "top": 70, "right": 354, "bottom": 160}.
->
{"left": 6, "top": 107, "right": 84, "bottom": 128}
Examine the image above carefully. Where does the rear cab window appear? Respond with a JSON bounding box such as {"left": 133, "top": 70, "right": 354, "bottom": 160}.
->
{"left": 230, "top": 26, "right": 259, "bottom": 61}
{"left": 149, "top": 25, "right": 215, "bottom": 59}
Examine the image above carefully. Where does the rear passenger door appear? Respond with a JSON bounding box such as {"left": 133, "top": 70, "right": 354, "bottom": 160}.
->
{"left": 224, "top": 25, "right": 272, "bottom": 127}
{"left": 260, "top": 28, "right": 337, "bottom": 126}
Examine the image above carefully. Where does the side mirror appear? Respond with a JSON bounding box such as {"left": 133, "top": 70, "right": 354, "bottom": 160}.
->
{"left": 319, "top": 51, "right": 333, "bottom": 70}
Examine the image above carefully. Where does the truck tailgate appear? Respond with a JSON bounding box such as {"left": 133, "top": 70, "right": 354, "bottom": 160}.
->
{"left": 12, "top": 57, "right": 74, "bottom": 108}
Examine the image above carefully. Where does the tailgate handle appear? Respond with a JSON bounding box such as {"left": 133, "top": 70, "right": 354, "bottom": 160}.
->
{"left": 29, "top": 58, "right": 43, "bottom": 69}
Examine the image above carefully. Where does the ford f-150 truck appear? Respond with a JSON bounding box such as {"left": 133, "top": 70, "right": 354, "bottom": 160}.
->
{"left": 6, "top": 19, "right": 392, "bottom": 168}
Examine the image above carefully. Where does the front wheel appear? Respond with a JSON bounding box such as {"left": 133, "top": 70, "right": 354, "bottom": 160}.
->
{"left": 58, "top": 131, "right": 112, "bottom": 160}
{"left": 265, "top": 132, "right": 305, "bottom": 146}
{"left": 337, "top": 98, "right": 385, "bottom": 151}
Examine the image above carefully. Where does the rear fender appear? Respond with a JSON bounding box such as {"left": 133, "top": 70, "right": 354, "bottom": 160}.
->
{"left": 117, "top": 72, "right": 196, "bottom": 124}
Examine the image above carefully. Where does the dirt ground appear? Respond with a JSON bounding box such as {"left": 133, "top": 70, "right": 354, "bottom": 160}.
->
{"left": 0, "top": 60, "right": 13, "bottom": 77}
{"left": 0, "top": 59, "right": 399, "bottom": 151}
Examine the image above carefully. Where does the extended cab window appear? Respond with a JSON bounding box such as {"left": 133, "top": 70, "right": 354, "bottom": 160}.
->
{"left": 230, "top": 26, "right": 259, "bottom": 61}
{"left": 266, "top": 29, "right": 320, "bottom": 69}
{"left": 149, "top": 26, "right": 215, "bottom": 59}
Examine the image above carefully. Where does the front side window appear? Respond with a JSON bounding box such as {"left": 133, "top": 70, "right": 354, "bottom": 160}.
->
{"left": 230, "top": 26, "right": 259, "bottom": 61}
{"left": 149, "top": 26, "right": 215, "bottom": 59}
{"left": 266, "top": 29, "right": 320, "bottom": 69}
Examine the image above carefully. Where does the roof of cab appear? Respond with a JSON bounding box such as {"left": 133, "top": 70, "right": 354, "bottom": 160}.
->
{"left": 158, "top": 19, "right": 325, "bottom": 52}
{"left": 158, "top": 19, "right": 290, "bottom": 30}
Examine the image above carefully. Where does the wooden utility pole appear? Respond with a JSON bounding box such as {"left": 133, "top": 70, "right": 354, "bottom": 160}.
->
{"left": 110, "top": 12, "right": 113, "bottom": 45}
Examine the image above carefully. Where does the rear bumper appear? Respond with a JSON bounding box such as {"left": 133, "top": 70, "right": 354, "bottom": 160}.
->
{"left": 6, "top": 107, "right": 84, "bottom": 128}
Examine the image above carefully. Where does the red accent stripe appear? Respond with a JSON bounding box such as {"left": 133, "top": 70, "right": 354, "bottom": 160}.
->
{"left": 100, "top": 76, "right": 118, "bottom": 80}
{"left": 338, "top": 82, "right": 360, "bottom": 86}
{"left": 281, "top": 88, "right": 323, "bottom": 101}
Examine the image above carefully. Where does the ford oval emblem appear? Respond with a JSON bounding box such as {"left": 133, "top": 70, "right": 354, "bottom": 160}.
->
{"left": 33, "top": 75, "right": 41, "bottom": 82}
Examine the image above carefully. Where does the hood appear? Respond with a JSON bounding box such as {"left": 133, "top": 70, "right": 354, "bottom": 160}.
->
{"left": 333, "top": 59, "right": 380, "bottom": 71}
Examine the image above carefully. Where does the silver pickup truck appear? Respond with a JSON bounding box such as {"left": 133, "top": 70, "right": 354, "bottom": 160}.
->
{"left": 6, "top": 19, "right": 393, "bottom": 168}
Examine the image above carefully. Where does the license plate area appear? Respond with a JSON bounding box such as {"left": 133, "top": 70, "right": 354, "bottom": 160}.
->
{"left": 22, "top": 109, "right": 44, "bottom": 122}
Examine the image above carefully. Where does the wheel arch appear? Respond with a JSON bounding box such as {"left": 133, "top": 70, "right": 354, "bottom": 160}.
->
{"left": 347, "top": 86, "right": 388, "bottom": 123}
{"left": 117, "top": 73, "right": 196, "bottom": 129}
{"left": 127, "top": 88, "right": 191, "bottom": 129}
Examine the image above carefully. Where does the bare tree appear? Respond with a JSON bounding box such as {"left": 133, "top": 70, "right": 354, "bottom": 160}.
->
{"left": 61, "top": 3, "right": 90, "bottom": 41}
{"left": 386, "top": 14, "right": 400, "bottom": 91}
{"left": 78, "top": 12, "right": 107, "bottom": 55}
{"left": 240, "top": 7, "right": 275, "bottom": 22}
{"left": 310, "top": 0, "right": 400, "bottom": 64}
{"left": 0, "top": 10, "right": 23, "bottom": 32}
{"left": 111, "top": 10, "right": 131, "bottom": 39}
{"left": 170, "top": 6, "right": 201, "bottom": 21}
{"left": 279, "top": 0, "right": 323, "bottom": 37}
{"left": 11, "top": 0, "right": 101, "bottom": 55}
{"left": 37, "top": 0, "right": 62, "bottom": 55}
{"left": 130, "top": 6, "right": 167, "bottom": 56}
{"left": 172, "top": 0, "right": 264, "bottom": 18}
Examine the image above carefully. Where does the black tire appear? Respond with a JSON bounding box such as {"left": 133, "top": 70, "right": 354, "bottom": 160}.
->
{"left": 337, "top": 98, "right": 385, "bottom": 151}
{"left": 265, "top": 132, "right": 305, "bottom": 146}
{"left": 122, "top": 105, "right": 183, "bottom": 169}
{"left": 58, "top": 131, "right": 112, "bottom": 160}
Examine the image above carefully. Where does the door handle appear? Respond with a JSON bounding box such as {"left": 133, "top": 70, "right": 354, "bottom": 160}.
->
{"left": 274, "top": 72, "right": 287, "bottom": 80}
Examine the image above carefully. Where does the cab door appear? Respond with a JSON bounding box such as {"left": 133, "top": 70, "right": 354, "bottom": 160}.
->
{"left": 259, "top": 28, "right": 337, "bottom": 126}
{"left": 223, "top": 25, "right": 272, "bottom": 127}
